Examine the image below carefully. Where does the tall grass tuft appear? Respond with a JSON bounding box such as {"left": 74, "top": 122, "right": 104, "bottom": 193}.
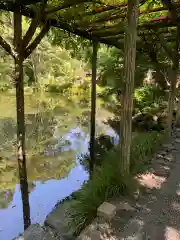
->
{"left": 130, "top": 131, "right": 164, "bottom": 174}
{"left": 69, "top": 151, "right": 136, "bottom": 234}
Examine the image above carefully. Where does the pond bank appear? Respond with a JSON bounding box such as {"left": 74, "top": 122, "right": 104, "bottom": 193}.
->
{"left": 15, "top": 191, "right": 79, "bottom": 240}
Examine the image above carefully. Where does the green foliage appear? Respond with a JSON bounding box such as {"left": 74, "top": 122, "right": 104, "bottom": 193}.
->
{"left": 45, "top": 83, "right": 72, "bottom": 93}
{"left": 98, "top": 46, "right": 153, "bottom": 90}
{"left": 134, "top": 84, "right": 165, "bottom": 112}
{"left": 0, "top": 13, "right": 86, "bottom": 92}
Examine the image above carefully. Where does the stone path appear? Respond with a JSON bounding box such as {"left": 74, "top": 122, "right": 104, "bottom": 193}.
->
{"left": 110, "top": 130, "right": 180, "bottom": 240}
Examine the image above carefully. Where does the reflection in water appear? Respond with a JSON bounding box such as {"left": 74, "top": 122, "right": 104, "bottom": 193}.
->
{"left": 0, "top": 158, "right": 88, "bottom": 240}
{"left": 0, "top": 93, "right": 116, "bottom": 240}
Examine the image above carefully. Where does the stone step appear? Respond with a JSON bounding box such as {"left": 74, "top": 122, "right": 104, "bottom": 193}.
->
{"left": 45, "top": 201, "right": 76, "bottom": 240}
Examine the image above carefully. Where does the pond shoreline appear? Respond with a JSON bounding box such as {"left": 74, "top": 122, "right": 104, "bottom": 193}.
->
{"left": 15, "top": 188, "right": 81, "bottom": 240}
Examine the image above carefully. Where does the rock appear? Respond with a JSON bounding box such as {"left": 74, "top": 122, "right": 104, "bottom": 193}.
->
{"left": 45, "top": 201, "right": 75, "bottom": 238}
{"left": 90, "top": 230, "right": 101, "bottom": 240}
{"left": 116, "top": 202, "right": 135, "bottom": 212}
{"left": 97, "top": 202, "right": 116, "bottom": 221}
{"left": 162, "top": 143, "right": 175, "bottom": 151}
{"left": 77, "top": 221, "right": 98, "bottom": 240}
{"left": 155, "top": 158, "right": 167, "bottom": 165}
{"left": 144, "top": 188, "right": 152, "bottom": 194}
{"left": 154, "top": 166, "right": 169, "bottom": 177}
{"left": 163, "top": 154, "right": 174, "bottom": 162}
{"left": 158, "top": 151, "right": 167, "bottom": 156}
{"left": 78, "top": 229, "right": 101, "bottom": 240}
{"left": 134, "top": 189, "right": 140, "bottom": 200}
{"left": 156, "top": 154, "right": 165, "bottom": 160}
{"left": 175, "top": 138, "right": 180, "bottom": 143}
{"left": 119, "top": 219, "right": 144, "bottom": 240}
{"left": 97, "top": 222, "right": 110, "bottom": 233}
{"left": 15, "top": 224, "right": 55, "bottom": 240}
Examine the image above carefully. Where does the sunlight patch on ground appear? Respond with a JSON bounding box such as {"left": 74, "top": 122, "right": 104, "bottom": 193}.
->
{"left": 165, "top": 226, "right": 180, "bottom": 240}
{"left": 137, "top": 173, "right": 166, "bottom": 189}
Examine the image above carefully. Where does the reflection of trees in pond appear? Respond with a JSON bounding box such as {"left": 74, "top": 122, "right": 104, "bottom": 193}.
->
{"left": 0, "top": 157, "right": 17, "bottom": 208}
{"left": 27, "top": 151, "right": 75, "bottom": 182}
{"left": 0, "top": 94, "right": 114, "bottom": 213}
{"left": 0, "top": 189, "right": 14, "bottom": 209}
{"left": 79, "top": 134, "right": 115, "bottom": 173}
{"left": 25, "top": 111, "right": 56, "bottom": 154}
{"left": 0, "top": 150, "right": 75, "bottom": 209}
{"left": 0, "top": 94, "right": 109, "bottom": 160}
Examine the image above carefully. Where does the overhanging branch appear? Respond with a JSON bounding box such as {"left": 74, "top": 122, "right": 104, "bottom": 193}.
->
{"left": 23, "top": 22, "right": 50, "bottom": 59}
{"left": 22, "top": 0, "right": 47, "bottom": 48}
{"left": 22, "top": 13, "right": 41, "bottom": 48}
{"left": 0, "top": 35, "right": 16, "bottom": 58}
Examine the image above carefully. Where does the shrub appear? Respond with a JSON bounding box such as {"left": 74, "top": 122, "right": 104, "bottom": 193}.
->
{"left": 0, "top": 84, "right": 10, "bottom": 92}
{"left": 45, "top": 83, "right": 72, "bottom": 93}
{"left": 134, "top": 84, "right": 164, "bottom": 112}
{"left": 130, "top": 131, "right": 164, "bottom": 174}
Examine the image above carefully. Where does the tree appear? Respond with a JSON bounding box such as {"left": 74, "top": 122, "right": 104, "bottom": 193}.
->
{"left": 119, "top": 0, "right": 139, "bottom": 176}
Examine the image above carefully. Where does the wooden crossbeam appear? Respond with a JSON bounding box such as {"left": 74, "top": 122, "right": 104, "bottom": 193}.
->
{"left": 0, "top": 0, "right": 180, "bottom": 49}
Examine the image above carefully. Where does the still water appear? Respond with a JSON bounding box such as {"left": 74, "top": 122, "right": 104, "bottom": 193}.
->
{"left": 0, "top": 92, "right": 116, "bottom": 240}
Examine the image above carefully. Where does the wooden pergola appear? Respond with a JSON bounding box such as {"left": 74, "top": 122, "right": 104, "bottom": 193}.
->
{"left": 0, "top": 0, "right": 180, "bottom": 46}
{"left": 0, "top": 0, "right": 180, "bottom": 230}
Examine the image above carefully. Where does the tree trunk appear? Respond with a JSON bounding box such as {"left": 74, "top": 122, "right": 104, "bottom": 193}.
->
{"left": 14, "top": 10, "right": 31, "bottom": 230}
{"left": 120, "top": 0, "right": 139, "bottom": 176}
{"left": 89, "top": 41, "right": 98, "bottom": 179}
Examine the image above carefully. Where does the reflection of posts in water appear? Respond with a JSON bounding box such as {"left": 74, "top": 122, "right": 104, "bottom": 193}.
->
{"left": 14, "top": 11, "right": 31, "bottom": 230}
{"left": 89, "top": 41, "right": 98, "bottom": 179}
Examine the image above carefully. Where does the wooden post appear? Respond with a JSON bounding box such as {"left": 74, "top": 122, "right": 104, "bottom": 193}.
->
{"left": 14, "top": 8, "right": 31, "bottom": 229}
{"left": 167, "top": 26, "right": 180, "bottom": 137}
{"left": 120, "top": 0, "right": 139, "bottom": 176}
{"left": 167, "top": 68, "right": 177, "bottom": 137}
{"left": 89, "top": 41, "right": 98, "bottom": 179}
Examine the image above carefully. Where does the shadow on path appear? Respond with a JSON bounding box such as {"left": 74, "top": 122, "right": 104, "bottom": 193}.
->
{"left": 110, "top": 130, "right": 180, "bottom": 240}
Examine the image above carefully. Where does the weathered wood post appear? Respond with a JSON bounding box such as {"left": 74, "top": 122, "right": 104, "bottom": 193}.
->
{"left": 120, "top": 0, "right": 139, "bottom": 176}
{"left": 89, "top": 41, "right": 98, "bottom": 179}
{"left": 167, "top": 26, "right": 180, "bottom": 137}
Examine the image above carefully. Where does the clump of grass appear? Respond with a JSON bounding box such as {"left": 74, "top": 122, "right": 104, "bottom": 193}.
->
{"left": 68, "top": 151, "right": 136, "bottom": 234}
{"left": 68, "top": 131, "right": 165, "bottom": 235}
{"left": 130, "top": 131, "right": 164, "bottom": 174}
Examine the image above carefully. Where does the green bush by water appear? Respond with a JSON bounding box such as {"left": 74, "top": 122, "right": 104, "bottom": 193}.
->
{"left": 68, "top": 131, "right": 164, "bottom": 234}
